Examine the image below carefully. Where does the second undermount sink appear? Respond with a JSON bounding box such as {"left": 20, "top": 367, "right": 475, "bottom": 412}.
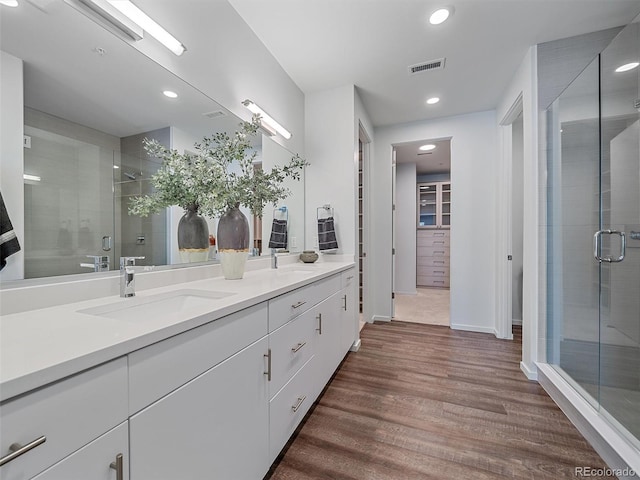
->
{"left": 78, "top": 289, "right": 235, "bottom": 321}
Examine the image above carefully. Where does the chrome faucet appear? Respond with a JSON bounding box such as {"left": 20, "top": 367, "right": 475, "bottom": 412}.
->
{"left": 271, "top": 249, "right": 278, "bottom": 269}
{"left": 120, "top": 256, "right": 145, "bottom": 297}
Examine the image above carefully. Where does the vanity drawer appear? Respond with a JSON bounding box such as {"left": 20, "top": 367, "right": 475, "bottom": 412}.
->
{"left": 268, "top": 274, "right": 340, "bottom": 332}
{"left": 340, "top": 268, "right": 356, "bottom": 289}
{"left": 269, "top": 355, "right": 317, "bottom": 463}
{"left": 128, "top": 303, "right": 268, "bottom": 414}
{"left": 417, "top": 246, "right": 450, "bottom": 258}
{"left": 0, "top": 358, "right": 128, "bottom": 480}
{"left": 417, "top": 266, "right": 450, "bottom": 277}
{"left": 268, "top": 305, "right": 319, "bottom": 398}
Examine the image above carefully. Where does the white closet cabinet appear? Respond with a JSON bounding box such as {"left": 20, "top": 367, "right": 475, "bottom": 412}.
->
{"left": 129, "top": 336, "right": 270, "bottom": 480}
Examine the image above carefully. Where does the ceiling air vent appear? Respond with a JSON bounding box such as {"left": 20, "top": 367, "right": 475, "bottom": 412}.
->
{"left": 202, "top": 110, "right": 227, "bottom": 119}
{"left": 408, "top": 58, "right": 446, "bottom": 75}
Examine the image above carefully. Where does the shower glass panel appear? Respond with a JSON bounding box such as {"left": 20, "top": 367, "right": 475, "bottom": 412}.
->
{"left": 547, "top": 19, "right": 640, "bottom": 449}
{"left": 546, "top": 58, "right": 601, "bottom": 407}
{"left": 23, "top": 125, "right": 115, "bottom": 278}
{"left": 599, "top": 20, "right": 640, "bottom": 446}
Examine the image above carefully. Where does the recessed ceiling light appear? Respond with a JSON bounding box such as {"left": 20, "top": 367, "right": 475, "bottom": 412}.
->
{"left": 426, "top": 97, "right": 440, "bottom": 105}
{"left": 615, "top": 62, "right": 639, "bottom": 73}
{"left": 0, "top": 0, "right": 19, "bottom": 6}
{"left": 163, "top": 90, "right": 178, "bottom": 98}
{"left": 113, "top": 165, "right": 120, "bottom": 169}
{"left": 419, "top": 144, "right": 436, "bottom": 152}
{"left": 429, "top": 7, "right": 451, "bottom": 25}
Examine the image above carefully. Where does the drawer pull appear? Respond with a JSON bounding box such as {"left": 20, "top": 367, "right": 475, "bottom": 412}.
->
{"left": 434, "top": 271, "right": 445, "bottom": 274}
{"left": 316, "top": 313, "right": 322, "bottom": 335}
{"left": 434, "top": 261, "right": 445, "bottom": 264}
{"left": 342, "top": 294, "right": 347, "bottom": 311}
{"left": 434, "top": 251, "right": 445, "bottom": 254}
{"left": 0, "top": 436, "right": 46, "bottom": 466}
{"left": 291, "top": 342, "right": 307, "bottom": 353}
{"left": 292, "top": 395, "right": 307, "bottom": 413}
{"left": 110, "top": 453, "right": 124, "bottom": 480}
{"left": 291, "top": 301, "right": 307, "bottom": 309}
{"left": 435, "top": 232, "right": 445, "bottom": 236}
{"left": 435, "top": 281, "right": 445, "bottom": 284}
{"left": 346, "top": 275, "right": 354, "bottom": 280}
{"left": 264, "top": 349, "right": 272, "bottom": 382}
{"left": 434, "top": 241, "right": 445, "bottom": 244}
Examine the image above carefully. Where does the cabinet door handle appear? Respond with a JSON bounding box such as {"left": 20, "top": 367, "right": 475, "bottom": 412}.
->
{"left": 342, "top": 294, "right": 347, "bottom": 311}
{"left": 0, "top": 436, "right": 46, "bottom": 466}
{"left": 292, "top": 395, "right": 307, "bottom": 413}
{"left": 291, "top": 301, "right": 307, "bottom": 309}
{"left": 316, "top": 313, "right": 322, "bottom": 335}
{"left": 264, "top": 349, "right": 272, "bottom": 381}
{"left": 291, "top": 342, "right": 306, "bottom": 353}
{"left": 110, "top": 453, "right": 123, "bottom": 480}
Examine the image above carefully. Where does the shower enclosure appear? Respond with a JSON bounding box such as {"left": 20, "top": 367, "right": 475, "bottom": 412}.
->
{"left": 546, "top": 20, "right": 639, "bottom": 448}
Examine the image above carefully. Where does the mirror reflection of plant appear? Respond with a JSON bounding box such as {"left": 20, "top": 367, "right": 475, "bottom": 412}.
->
{"left": 128, "top": 117, "right": 307, "bottom": 218}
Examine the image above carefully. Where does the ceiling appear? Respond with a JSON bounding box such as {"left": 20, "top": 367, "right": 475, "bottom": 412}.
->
{"left": 395, "top": 139, "right": 451, "bottom": 175}
{"left": 229, "top": 0, "right": 640, "bottom": 127}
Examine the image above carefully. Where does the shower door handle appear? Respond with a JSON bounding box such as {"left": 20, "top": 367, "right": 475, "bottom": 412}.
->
{"left": 593, "top": 230, "right": 626, "bottom": 263}
{"left": 102, "top": 236, "right": 112, "bottom": 251}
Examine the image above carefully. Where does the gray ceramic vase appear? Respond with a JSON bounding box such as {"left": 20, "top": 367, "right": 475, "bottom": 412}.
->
{"left": 300, "top": 250, "right": 319, "bottom": 263}
{"left": 217, "top": 205, "right": 250, "bottom": 279}
{"left": 177, "top": 206, "right": 209, "bottom": 263}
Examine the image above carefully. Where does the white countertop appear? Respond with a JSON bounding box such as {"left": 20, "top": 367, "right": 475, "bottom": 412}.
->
{"left": 0, "top": 261, "right": 354, "bottom": 402}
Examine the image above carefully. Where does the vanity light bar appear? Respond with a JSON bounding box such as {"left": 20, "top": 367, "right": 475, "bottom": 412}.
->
{"left": 68, "top": 0, "right": 144, "bottom": 41}
{"left": 108, "top": 0, "right": 186, "bottom": 56}
{"left": 242, "top": 100, "right": 292, "bottom": 140}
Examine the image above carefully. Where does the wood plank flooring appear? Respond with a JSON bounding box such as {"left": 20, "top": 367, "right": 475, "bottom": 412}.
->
{"left": 266, "top": 322, "right": 615, "bottom": 479}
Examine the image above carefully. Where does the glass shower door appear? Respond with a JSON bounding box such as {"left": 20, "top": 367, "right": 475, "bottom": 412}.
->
{"left": 598, "top": 19, "right": 640, "bottom": 447}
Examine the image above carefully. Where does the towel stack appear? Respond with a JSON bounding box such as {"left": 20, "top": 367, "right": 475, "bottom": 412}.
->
{"left": 317, "top": 217, "right": 338, "bottom": 251}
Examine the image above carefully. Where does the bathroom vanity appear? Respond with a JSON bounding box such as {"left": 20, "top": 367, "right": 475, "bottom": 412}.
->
{"left": 0, "top": 260, "right": 357, "bottom": 479}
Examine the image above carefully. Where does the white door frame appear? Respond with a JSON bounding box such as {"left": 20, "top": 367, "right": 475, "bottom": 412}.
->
{"left": 359, "top": 122, "right": 373, "bottom": 324}
{"left": 497, "top": 93, "right": 523, "bottom": 340}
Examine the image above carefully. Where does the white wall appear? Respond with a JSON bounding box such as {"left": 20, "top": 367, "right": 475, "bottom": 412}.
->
{"left": 394, "top": 162, "right": 417, "bottom": 295}
{"left": 373, "top": 111, "right": 499, "bottom": 331}
{"left": 304, "top": 85, "right": 355, "bottom": 255}
{"left": 0, "top": 51, "right": 24, "bottom": 281}
{"left": 495, "top": 46, "right": 539, "bottom": 378}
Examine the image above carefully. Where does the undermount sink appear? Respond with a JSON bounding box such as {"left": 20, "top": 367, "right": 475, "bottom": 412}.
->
{"left": 275, "top": 266, "right": 317, "bottom": 277}
{"left": 78, "top": 289, "right": 235, "bottom": 320}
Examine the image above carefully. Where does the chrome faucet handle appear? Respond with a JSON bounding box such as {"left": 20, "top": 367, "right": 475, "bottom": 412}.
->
{"left": 120, "top": 256, "right": 145, "bottom": 269}
{"left": 81, "top": 255, "right": 110, "bottom": 272}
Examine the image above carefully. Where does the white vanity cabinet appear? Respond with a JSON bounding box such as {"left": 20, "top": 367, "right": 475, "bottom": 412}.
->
{"left": 0, "top": 358, "right": 128, "bottom": 480}
{"left": 31, "top": 423, "right": 129, "bottom": 480}
{"left": 128, "top": 304, "right": 270, "bottom": 480}
{"left": 339, "top": 268, "right": 357, "bottom": 355}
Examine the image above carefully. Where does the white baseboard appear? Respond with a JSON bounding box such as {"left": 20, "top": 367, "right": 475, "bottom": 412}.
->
{"left": 512, "top": 319, "right": 523, "bottom": 326}
{"left": 520, "top": 361, "right": 538, "bottom": 381}
{"left": 350, "top": 338, "right": 361, "bottom": 352}
{"left": 450, "top": 323, "right": 496, "bottom": 335}
{"left": 371, "top": 315, "right": 391, "bottom": 322}
{"left": 395, "top": 290, "right": 417, "bottom": 295}
{"left": 537, "top": 363, "right": 640, "bottom": 478}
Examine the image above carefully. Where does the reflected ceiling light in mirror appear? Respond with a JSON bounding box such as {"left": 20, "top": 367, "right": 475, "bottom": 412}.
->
{"left": 23, "top": 174, "right": 41, "bottom": 182}
{"left": 429, "top": 7, "right": 452, "bottom": 25}
{"left": 419, "top": 144, "right": 436, "bottom": 152}
{"left": 163, "top": 90, "right": 178, "bottom": 98}
{"left": 242, "top": 100, "right": 292, "bottom": 140}
{"left": 0, "top": 0, "right": 19, "bottom": 7}
{"left": 426, "top": 97, "right": 440, "bottom": 105}
{"left": 108, "top": 0, "right": 186, "bottom": 56}
{"left": 615, "top": 62, "right": 639, "bottom": 73}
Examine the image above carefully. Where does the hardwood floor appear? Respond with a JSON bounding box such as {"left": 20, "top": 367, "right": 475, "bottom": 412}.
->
{"left": 266, "top": 322, "right": 615, "bottom": 479}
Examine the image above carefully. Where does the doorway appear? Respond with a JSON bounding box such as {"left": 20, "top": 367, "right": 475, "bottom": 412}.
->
{"left": 392, "top": 138, "right": 451, "bottom": 326}
{"left": 358, "top": 123, "right": 371, "bottom": 331}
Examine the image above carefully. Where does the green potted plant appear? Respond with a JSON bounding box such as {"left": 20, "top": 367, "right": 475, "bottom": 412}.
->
{"left": 129, "top": 117, "right": 307, "bottom": 279}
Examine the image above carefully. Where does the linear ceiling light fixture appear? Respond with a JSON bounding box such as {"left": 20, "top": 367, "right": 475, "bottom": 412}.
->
{"left": 242, "top": 100, "right": 292, "bottom": 140}
{"left": 68, "top": 0, "right": 144, "bottom": 41}
{"left": 0, "top": 0, "right": 19, "bottom": 7}
{"left": 108, "top": 1, "right": 186, "bottom": 55}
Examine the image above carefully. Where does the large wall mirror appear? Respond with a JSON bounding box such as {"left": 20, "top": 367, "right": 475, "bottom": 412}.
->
{"left": 0, "top": 0, "right": 305, "bottom": 282}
